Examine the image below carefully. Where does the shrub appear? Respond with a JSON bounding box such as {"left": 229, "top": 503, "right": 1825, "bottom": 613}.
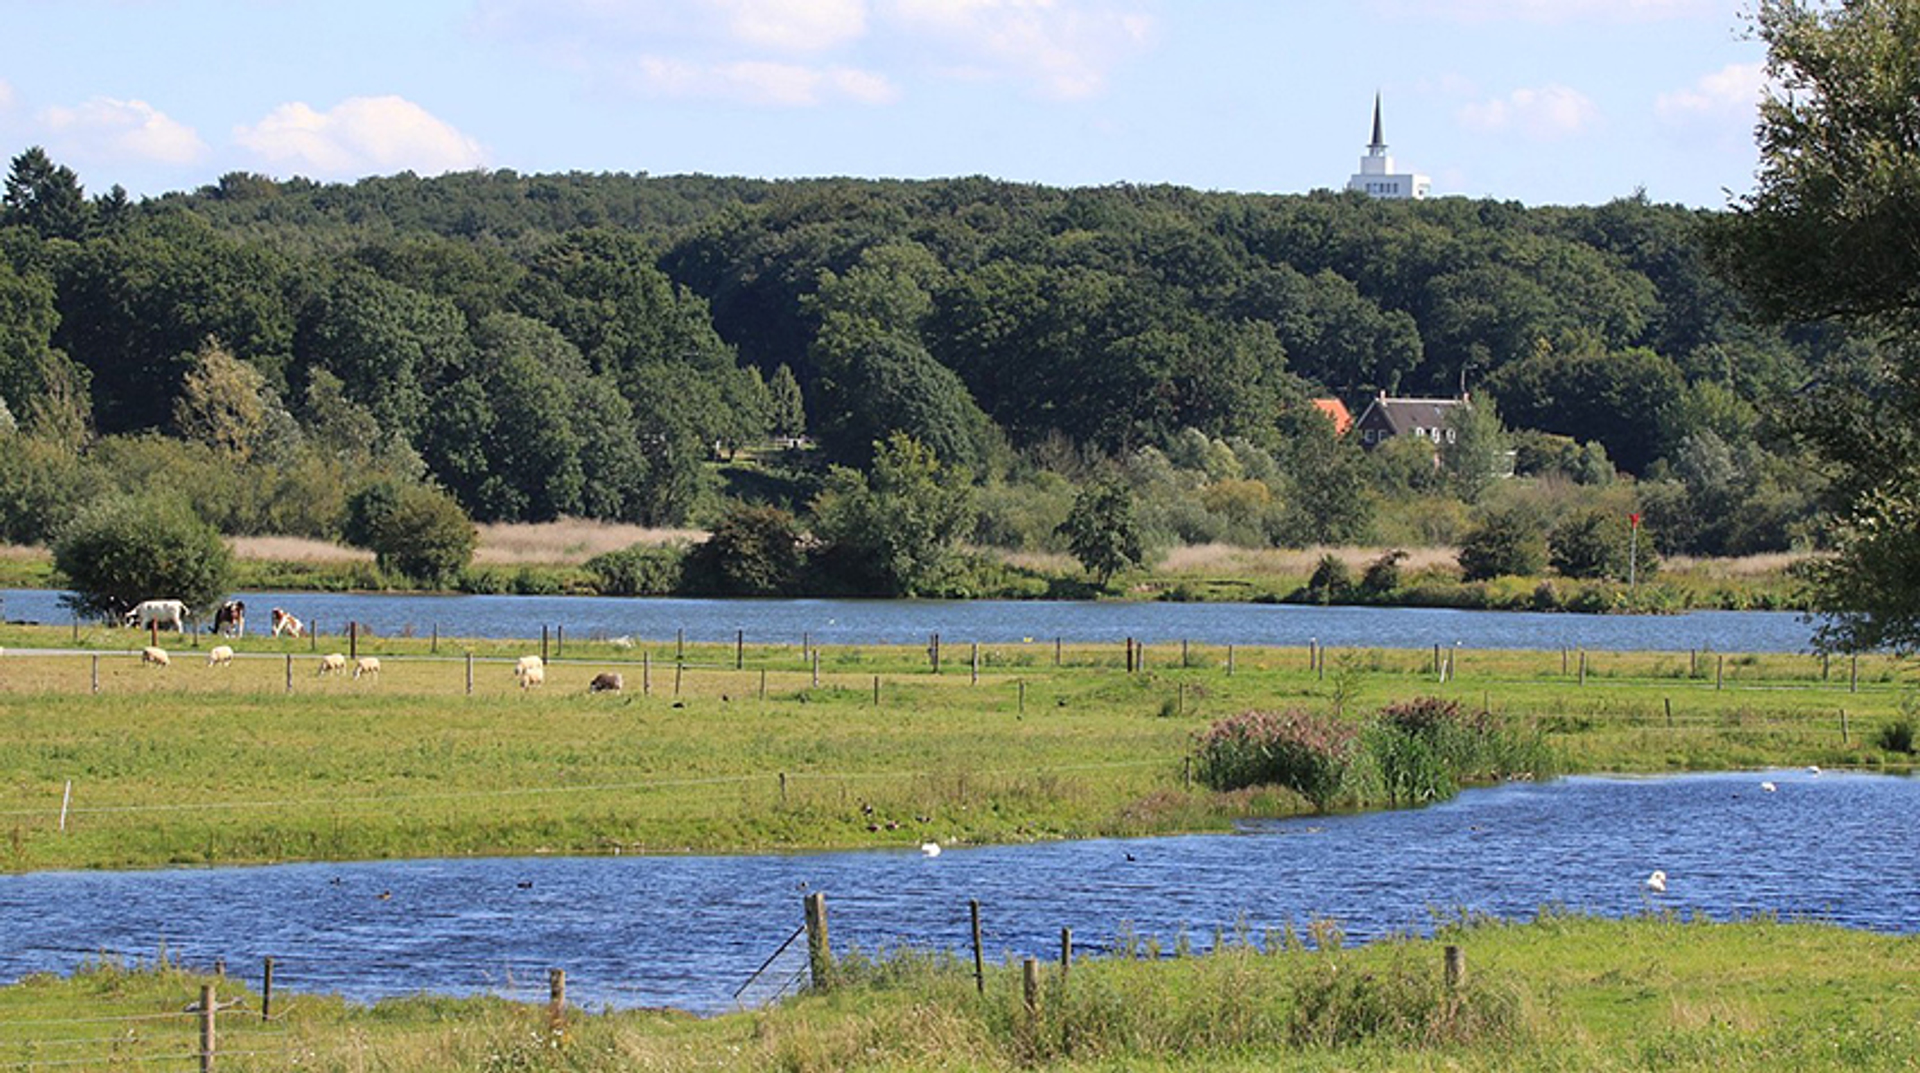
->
{"left": 342, "top": 481, "right": 475, "bottom": 586}
{"left": 1365, "top": 696, "right": 1551, "bottom": 806}
{"left": 1360, "top": 549, "right": 1408, "bottom": 598}
{"left": 585, "top": 544, "right": 686, "bottom": 596}
{"left": 1306, "top": 554, "right": 1352, "bottom": 604}
{"left": 682, "top": 503, "right": 806, "bottom": 595}
{"left": 52, "top": 495, "right": 235, "bottom": 620}
{"left": 1877, "top": 719, "right": 1915, "bottom": 755}
{"left": 1193, "top": 709, "right": 1359, "bottom": 810}
{"left": 1456, "top": 507, "right": 1546, "bottom": 581}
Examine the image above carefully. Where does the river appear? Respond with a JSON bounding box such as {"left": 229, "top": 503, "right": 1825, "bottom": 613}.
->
{"left": 1, "top": 589, "right": 1818, "bottom": 652}
{"left": 2, "top": 770, "right": 1910, "bottom": 1013}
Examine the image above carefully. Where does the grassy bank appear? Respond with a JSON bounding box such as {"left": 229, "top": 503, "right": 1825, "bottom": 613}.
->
{"left": 5, "top": 914, "right": 1916, "bottom": 1070}
{"left": 0, "top": 622, "right": 1911, "bottom": 873}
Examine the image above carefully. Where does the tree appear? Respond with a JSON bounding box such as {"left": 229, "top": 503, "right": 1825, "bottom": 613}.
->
{"left": 1550, "top": 507, "right": 1656, "bottom": 580}
{"left": 810, "top": 433, "right": 975, "bottom": 596}
{"left": 343, "top": 480, "right": 476, "bottom": 585}
{"left": 1704, "top": 0, "right": 1920, "bottom": 649}
{"left": 767, "top": 363, "right": 807, "bottom": 440}
{"left": 1440, "top": 396, "right": 1509, "bottom": 502}
{"left": 172, "top": 339, "right": 272, "bottom": 458}
{"left": 52, "top": 495, "right": 234, "bottom": 619}
{"left": 3, "top": 147, "right": 91, "bottom": 241}
{"left": 1056, "top": 480, "right": 1144, "bottom": 586}
{"left": 1456, "top": 506, "right": 1546, "bottom": 581}
{"left": 684, "top": 503, "right": 806, "bottom": 595}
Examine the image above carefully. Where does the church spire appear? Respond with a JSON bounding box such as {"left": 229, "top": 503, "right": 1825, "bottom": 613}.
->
{"left": 1369, "top": 92, "right": 1386, "bottom": 153}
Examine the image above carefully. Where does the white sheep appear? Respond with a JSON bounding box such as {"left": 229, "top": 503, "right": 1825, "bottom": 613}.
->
{"left": 353, "top": 657, "right": 381, "bottom": 680}
{"left": 317, "top": 652, "right": 348, "bottom": 676}
{"left": 207, "top": 645, "right": 234, "bottom": 667}
{"left": 141, "top": 646, "right": 170, "bottom": 668}
{"left": 518, "top": 662, "right": 546, "bottom": 690}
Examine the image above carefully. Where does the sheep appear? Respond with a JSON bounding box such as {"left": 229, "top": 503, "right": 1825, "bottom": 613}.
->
{"left": 317, "top": 653, "right": 348, "bottom": 676}
{"left": 518, "top": 662, "right": 546, "bottom": 690}
{"left": 353, "top": 657, "right": 381, "bottom": 680}
{"left": 515, "top": 655, "right": 544, "bottom": 677}
{"left": 207, "top": 645, "right": 234, "bottom": 667}
{"left": 588, "top": 672, "right": 624, "bottom": 694}
{"left": 141, "top": 646, "right": 170, "bottom": 668}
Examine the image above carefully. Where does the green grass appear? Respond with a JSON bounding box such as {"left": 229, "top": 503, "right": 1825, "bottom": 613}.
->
{"left": 0, "top": 623, "right": 1912, "bottom": 873}
{"left": 4, "top": 915, "right": 1916, "bottom": 1071}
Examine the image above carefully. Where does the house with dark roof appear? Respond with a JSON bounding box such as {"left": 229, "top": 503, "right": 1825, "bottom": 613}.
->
{"left": 1352, "top": 393, "right": 1468, "bottom": 449}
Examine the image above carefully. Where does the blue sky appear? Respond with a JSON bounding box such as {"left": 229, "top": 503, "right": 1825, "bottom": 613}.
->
{"left": 0, "top": 0, "right": 1767, "bottom": 208}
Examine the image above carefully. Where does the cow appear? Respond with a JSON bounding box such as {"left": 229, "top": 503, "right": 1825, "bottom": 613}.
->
{"left": 212, "top": 600, "right": 246, "bottom": 638}
{"left": 207, "top": 645, "right": 234, "bottom": 667}
{"left": 353, "top": 657, "right": 381, "bottom": 680}
{"left": 588, "top": 672, "right": 624, "bottom": 694}
{"left": 317, "top": 653, "right": 347, "bottom": 676}
{"left": 124, "top": 599, "right": 188, "bottom": 633}
{"left": 270, "top": 608, "right": 305, "bottom": 638}
{"left": 141, "top": 646, "right": 170, "bottom": 668}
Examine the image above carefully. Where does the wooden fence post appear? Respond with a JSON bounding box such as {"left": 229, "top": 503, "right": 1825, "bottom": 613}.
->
{"left": 804, "top": 892, "right": 832, "bottom": 989}
{"left": 542, "top": 625, "right": 550, "bottom": 665}
{"left": 1023, "top": 957, "right": 1040, "bottom": 1014}
{"left": 779, "top": 772, "right": 787, "bottom": 805}
{"left": 1851, "top": 655, "right": 1859, "bottom": 693}
{"left": 1227, "top": 644, "right": 1235, "bottom": 676}
{"left": 759, "top": 668, "right": 767, "bottom": 700}
{"left": 931, "top": 633, "right": 940, "bottom": 673}
{"left": 1018, "top": 680, "right": 1026, "bottom": 713}
{"left": 1664, "top": 697, "right": 1673, "bottom": 728}
{"left": 1060, "top": 927, "right": 1072, "bottom": 976}
{"left": 674, "top": 661, "right": 683, "bottom": 696}
{"left": 1579, "top": 650, "right": 1587, "bottom": 686}
{"left": 262, "top": 957, "right": 274, "bottom": 1023}
{"left": 872, "top": 675, "right": 880, "bottom": 706}
{"left": 431, "top": 624, "right": 438, "bottom": 654}
{"left": 970, "top": 899, "right": 985, "bottom": 995}
{"left": 736, "top": 629, "right": 744, "bottom": 670}
{"left": 91, "top": 654, "right": 98, "bottom": 694}
{"left": 548, "top": 968, "right": 567, "bottom": 1035}
{"left": 465, "top": 652, "right": 473, "bottom": 696}
{"left": 1181, "top": 638, "right": 1189, "bottom": 668}
{"left": 812, "top": 650, "right": 820, "bottom": 688}
{"left": 199, "top": 983, "right": 215, "bottom": 1073}
{"left": 348, "top": 621, "right": 357, "bottom": 662}
{"left": 643, "top": 651, "right": 651, "bottom": 695}
{"left": 1716, "top": 654, "right": 1725, "bottom": 691}
{"left": 556, "top": 626, "right": 563, "bottom": 659}
{"left": 58, "top": 780, "right": 71, "bottom": 832}
{"left": 677, "top": 628, "right": 685, "bottom": 662}
{"left": 971, "top": 642, "right": 979, "bottom": 685}
{"left": 1444, "top": 946, "right": 1466, "bottom": 991}
{"left": 1054, "top": 637, "right": 1061, "bottom": 667}
{"left": 1841, "top": 708, "right": 1850, "bottom": 744}
{"left": 286, "top": 654, "right": 294, "bottom": 694}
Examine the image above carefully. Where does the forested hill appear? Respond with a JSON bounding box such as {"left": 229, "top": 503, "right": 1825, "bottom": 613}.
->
{"left": 0, "top": 152, "right": 1834, "bottom": 563}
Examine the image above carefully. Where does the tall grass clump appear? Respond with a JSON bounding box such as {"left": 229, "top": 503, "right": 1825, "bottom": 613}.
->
{"left": 1364, "top": 696, "right": 1553, "bottom": 806}
{"left": 1875, "top": 717, "right": 1915, "bottom": 754}
{"left": 1193, "top": 709, "right": 1359, "bottom": 811}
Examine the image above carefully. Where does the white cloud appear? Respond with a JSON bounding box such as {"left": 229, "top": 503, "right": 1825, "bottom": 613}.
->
{"left": 883, "top": 0, "right": 1154, "bottom": 100}
{"left": 234, "top": 96, "right": 485, "bottom": 178}
{"left": 40, "top": 97, "right": 207, "bottom": 166}
{"left": 1459, "top": 85, "right": 1600, "bottom": 138}
{"left": 711, "top": 0, "right": 868, "bottom": 51}
{"left": 1370, "top": 0, "right": 1723, "bottom": 22}
{"left": 636, "top": 56, "right": 898, "bottom": 105}
{"left": 1656, "top": 62, "right": 1766, "bottom": 124}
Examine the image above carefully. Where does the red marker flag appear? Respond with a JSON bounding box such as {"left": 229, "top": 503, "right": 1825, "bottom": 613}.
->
{"left": 1629, "top": 512, "right": 1642, "bottom": 527}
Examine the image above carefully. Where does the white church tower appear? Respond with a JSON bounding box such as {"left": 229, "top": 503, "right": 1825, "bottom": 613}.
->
{"left": 1346, "top": 94, "right": 1430, "bottom": 200}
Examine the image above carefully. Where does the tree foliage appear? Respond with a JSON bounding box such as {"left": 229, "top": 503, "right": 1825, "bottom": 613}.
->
{"left": 52, "top": 495, "right": 234, "bottom": 618}
{"left": 342, "top": 480, "right": 476, "bottom": 585}
{"left": 1056, "top": 479, "right": 1144, "bottom": 586}
{"left": 811, "top": 433, "right": 975, "bottom": 596}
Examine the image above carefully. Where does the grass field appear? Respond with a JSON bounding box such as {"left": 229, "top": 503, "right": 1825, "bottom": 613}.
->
{"left": 4, "top": 914, "right": 1916, "bottom": 1071}
{"left": 0, "top": 621, "right": 1912, "bottom": 874}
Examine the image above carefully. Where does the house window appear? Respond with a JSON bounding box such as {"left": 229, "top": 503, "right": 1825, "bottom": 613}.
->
{"left": 1446, "top": 429, "right": 1457, "bottom": 444}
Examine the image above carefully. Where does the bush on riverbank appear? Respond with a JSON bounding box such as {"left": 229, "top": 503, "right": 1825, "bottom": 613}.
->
{"left": 1197, "top": 698, "right": 1552, "bottom": 811}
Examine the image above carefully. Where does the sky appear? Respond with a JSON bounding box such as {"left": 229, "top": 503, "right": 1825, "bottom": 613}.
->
{"left": 0, "top": 0, "right": 1771, "bottom": 209}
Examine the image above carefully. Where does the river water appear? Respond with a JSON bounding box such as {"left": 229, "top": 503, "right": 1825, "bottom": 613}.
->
{"left": 1, "top": 589, "right": 1818, "bottom": 652}
{"left": 2, "top": 770, "right": 1911, "bottom": 1012}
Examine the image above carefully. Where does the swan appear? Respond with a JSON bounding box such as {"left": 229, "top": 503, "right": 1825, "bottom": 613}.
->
{"left": 920, "top": 842, "right": 941, "bottom": 857}
{"left": 1645, "top": 870, "right": 1667, "bottom": 893}
{"left": 1807, "top": 765, "right": 1821, "bottom": 776}
{"left": 1760, "top": 781, "right": 1776, "bottom": 793}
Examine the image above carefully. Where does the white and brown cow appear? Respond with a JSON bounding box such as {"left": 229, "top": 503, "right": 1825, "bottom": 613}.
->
{"left": 270, "top": 608, "right": 305, "bottom": 638}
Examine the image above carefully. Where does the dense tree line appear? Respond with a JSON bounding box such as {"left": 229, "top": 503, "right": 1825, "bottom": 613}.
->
{"left": 0, "top": 145, "right": 1854, "bottom": 575}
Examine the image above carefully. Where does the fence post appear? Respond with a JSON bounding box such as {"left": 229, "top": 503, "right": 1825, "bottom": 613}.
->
{"left": 872, "top": 675, "right": 880, "bottom": 706}
{"left": 971, "top": 642, "right": 979, "bottom": 685}
{"left": 1311, "top": 638, "right": 1319, "bottom": 673}
{"left": 675, "top": 662, "right": 683, "bottom": 697}
{"left": 1060, "top": 927, "right": 1072, "bottom": 976}
{"left": 676, "top": 628, "right": 684, "bottom": 662}
{"left": 548, "top": 968, "right": 567, "bottom": 1035}
{"left": 1444, "top": 946, "right": 1466, "bottom": 992}
{"left": 286, "top": 654, "right": 294, "bottom": 694}
{"left": 59, "top": 779, "right": 71, "bottom": 832}
{"left": 91, "top": 655, "right": 99, "bottom": 694}
{"left": 931, "top": 633, "right": 940, "bottom": 673}
{"left": 643, "top": 651, "right": 651, "bottom": 695}
{"left": 1184, "top": 755, "right": 1192, "bottom": 790}
{"left": 1178, "top": 682, "right": 1186, "bottom": 715}
{"left": 970, "top": 899, "right": 985, "bottom": 995}
{"left": 812, "top": 650, "right": 820, "bottom": 688}
{"left": 465, "top": 652, "right": 473, "bottom": 696}
{"left": 779, "top": 772, "right": 787, "bottom": 804}
{"left": 1018, "top": 679, "right": 1026, "bottom": 714}
{"left": 432, "top": 624, "right": 438, "bottom": 655}
{"left": 1181, "top": 638, "right": 1189, "bottom": 668}
{"left": 736, "top": 629, "right": 744, "bottom": 670}
{"left": 1023, "top": 957, "right": 1040, "bottom": 1014}
{"left": 1716, "top": 654, "right": 1724, "bottom": 691}
{"left": 542, "top": 625, "right": 550, "bottom": 665}
{"left": 1841, "top": 708, "right": 1850, "bottom": 744}
{"left": 262, "top": 957, "right": 274, "bottom": 1023}
{"left": 1664, "top": 697, "right": 1673, "bottom": 728}
{"left": 804, "top": 892, "right": 832, "bottom": 989}
{"left": 1227, "top": 644, "right": 1235, "bottom": 676}
{"left": 1054, "top": 637, "right": 1061, "bottom": 667}
{"left": 1851, "top": 655, "right": 1859, "bottom": 693}
{"left": 556, "top": 626, "right": 564, "bottom": 659}
{"left": 349, "top": 621, "right": 357, "bottom": 662}
{"left": 199, "top": 983, "right": 215, "bottom": 1073}
{"left": 1579, "top": 650, "right": 1587, "bottom": 686}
